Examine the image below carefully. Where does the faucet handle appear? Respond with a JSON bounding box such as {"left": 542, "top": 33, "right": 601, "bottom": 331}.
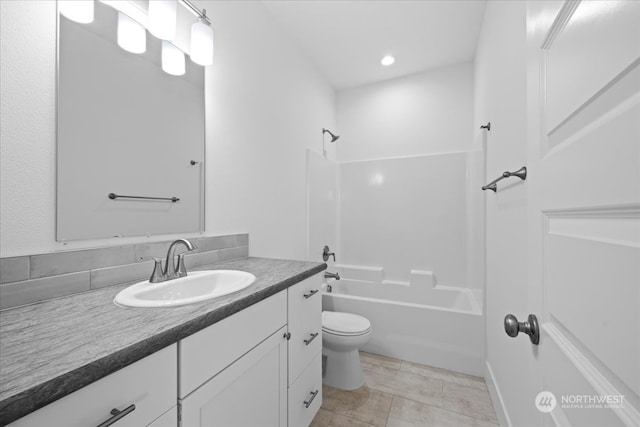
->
{"left": 176, "top": 254, "right": 188, "bottom": 277}
{"left": 149, "top": 258, "right": 166, "bottom": 283}
{"left": 322, "top": 245, "right": 336, "bottom": 262}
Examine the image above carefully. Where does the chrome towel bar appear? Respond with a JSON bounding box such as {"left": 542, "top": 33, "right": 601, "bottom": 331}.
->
{"left": 482, "top": 166, "right": 527, "bottom": 192}
{"left": 108, "top": 193, "right": 180, "bottom": 202}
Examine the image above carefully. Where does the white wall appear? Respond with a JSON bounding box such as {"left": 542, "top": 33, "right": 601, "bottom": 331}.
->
{"left": 335, "top": 62, "right": 474, "bottom": 162}
{"left": 306, "top": 150, "right": 338, "bottom": 265}
{"left": 199, "top": 0, "right": 336, "bottom": 260}
{"left": 0, "top": 1, "right": 336, "bottom": 259}
{"left": 338, "top": 153, "right": 468, "bottom": 286}
{"left": 474, "top": 2, "right": 537, "bottom": 426}
{"left": 1, "top": 1, "right": 58, "bottom": 257}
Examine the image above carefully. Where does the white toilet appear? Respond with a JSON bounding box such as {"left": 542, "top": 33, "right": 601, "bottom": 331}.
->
{"left": 322, "top": 311, "right": 372, "bottom": 390}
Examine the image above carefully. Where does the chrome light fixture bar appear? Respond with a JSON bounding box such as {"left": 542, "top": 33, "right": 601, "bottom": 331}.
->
{"left": 180, "top": 0, "right": 212, "bottom": 25}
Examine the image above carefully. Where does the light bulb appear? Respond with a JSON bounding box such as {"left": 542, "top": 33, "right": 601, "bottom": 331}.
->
{"left": 59, "top": 0, "right": 94, "bottom": 24}
{"left": 381, "top": 55, "right": 395, "bottom": 66}
{"left": 148, "top": 0, "right": 177, "bottom": 41}
{"left": 117, "top": 12, "right": 146, "bottom": 54}
{"left": 190, "top": 18, "right": 214, "bottom": 66}
{"left": 162, "top": 41, "right": 185, "bottom": 76}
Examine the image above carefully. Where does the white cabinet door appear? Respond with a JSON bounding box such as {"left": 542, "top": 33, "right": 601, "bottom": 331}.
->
{"left": 180, "top": 327, "right": 288, "bottom": 427}
{"left": 527, "top": 1, "right": 640, "bottom": 426}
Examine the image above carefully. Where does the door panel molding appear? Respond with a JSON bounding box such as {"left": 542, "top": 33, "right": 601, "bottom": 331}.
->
{"left": 546, "top": 58, "right": 640, "bottom": 152}
{"left": 543, "top": 319, "right": 640, "bottom": 426}
{"left": 543, "top": 210, "right": 640, "bottom": 397}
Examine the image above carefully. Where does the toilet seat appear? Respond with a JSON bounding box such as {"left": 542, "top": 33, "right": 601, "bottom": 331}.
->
{"left": 322, "top": 311, "right": 371, "bottom": 336}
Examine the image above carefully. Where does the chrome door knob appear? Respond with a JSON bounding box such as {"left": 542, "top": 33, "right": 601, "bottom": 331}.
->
{"left": 504, "top": 314, "right": 540, "bottom": 345}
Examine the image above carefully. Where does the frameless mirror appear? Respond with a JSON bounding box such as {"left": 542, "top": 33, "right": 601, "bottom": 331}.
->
{"left": 56, "top": 1, "right": 205, "bottom": 241}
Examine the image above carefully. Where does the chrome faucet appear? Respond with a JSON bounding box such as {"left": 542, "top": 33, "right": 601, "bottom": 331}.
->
{"left": 324, "top": 271, "right": 340, "bottom": 281}
{"left": 149, "top": 239, "right": 198, "bottom": 283}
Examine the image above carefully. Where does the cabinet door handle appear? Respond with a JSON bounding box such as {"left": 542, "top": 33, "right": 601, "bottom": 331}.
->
{"left": 303, "top": 289, "right": 319, "bottom": 299}
{"left": 303, "top": 332, "right": 319, "bottom": 345}
{"left": 304, "top": 390, "right": 319, "bottom": 408}
{"left": 96, "top": 404, "right": 136, "bottom": 427}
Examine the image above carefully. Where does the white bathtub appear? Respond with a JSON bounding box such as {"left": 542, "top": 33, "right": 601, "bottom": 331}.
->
{"left": 322, "top": 279, "right": 485, "bottom": 376}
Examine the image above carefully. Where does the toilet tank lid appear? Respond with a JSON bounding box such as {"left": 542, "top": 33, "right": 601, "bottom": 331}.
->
{"left": 322, "top": 311, "right": 371, "bottom": 334}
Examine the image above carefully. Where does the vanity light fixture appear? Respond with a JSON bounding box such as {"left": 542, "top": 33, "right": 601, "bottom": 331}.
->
{"left": 381, "top": 55, "right": 395, "bottom": 66}
{"left": 148, "top": 0, "right": 178, "bottom": 41}
{"left": 59, "top": 0, "right": 94, "bottom": 24}
{"left": 190, "top": 13, "right": 214, "bottom": 66}
{"left": 117, "top": 12, "right": 146, "bottom": 54}
{"left": 162, "top": 41, "right": 186, "bottom": 76}
{"left": 59, "top": 0, "right": 214, "bottom": 75}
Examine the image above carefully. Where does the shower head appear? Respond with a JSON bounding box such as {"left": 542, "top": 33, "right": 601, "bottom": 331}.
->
{"left": 322, "top": 128, "right": 340, "bottom": 143}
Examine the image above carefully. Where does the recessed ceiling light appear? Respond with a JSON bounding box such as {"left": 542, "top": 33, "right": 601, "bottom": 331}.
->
{"left": 381, "top": 55, "right": 395, "bottom": 66}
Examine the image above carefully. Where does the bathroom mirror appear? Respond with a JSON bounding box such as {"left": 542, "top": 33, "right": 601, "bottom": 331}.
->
{"left": 56, "top": 1, "right": 205, "bottom": 241}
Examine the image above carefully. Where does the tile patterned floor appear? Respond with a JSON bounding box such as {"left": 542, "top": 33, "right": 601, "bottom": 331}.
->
{"left": 311, "top": 352, "right": 499, "bottom": 427}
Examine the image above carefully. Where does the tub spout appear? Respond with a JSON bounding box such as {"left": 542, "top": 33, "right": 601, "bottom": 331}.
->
{"left": 324, "top": 271, "right": 340, "bottom": 280}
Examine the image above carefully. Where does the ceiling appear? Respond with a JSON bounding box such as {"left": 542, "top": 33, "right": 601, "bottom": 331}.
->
{"left": 262, "top": 0, "right": 487, "bottom": 91}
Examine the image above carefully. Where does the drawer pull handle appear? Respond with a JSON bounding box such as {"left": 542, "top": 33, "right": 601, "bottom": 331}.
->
{"left": 304, "top": 390, "right": 319, "bottom": 408}
{"left": 303, "top": 289, "right": 319, "bottom": 299}
{"left": 96, "top": 404, "right": 136, "bottom": 427}
{"left": 304, "top": 332, "right": 319, "bottom": 345}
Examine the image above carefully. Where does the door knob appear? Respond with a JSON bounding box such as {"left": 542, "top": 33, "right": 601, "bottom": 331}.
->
{"left": 504, "top": 314, "right": 540, "bottom": 345}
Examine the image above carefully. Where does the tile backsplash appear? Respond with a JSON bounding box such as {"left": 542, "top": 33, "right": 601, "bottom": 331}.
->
{"left": 0, "top": 234, "right": 249, "bottom": 310}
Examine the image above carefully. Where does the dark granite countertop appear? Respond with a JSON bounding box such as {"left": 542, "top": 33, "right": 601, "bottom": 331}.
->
{"left": 0, "top": 257, "right": 326, "bottom": 425}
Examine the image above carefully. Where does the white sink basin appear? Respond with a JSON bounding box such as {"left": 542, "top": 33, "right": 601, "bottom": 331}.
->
{"left": 114, "top": 270, "right": 256, "bottom": 308}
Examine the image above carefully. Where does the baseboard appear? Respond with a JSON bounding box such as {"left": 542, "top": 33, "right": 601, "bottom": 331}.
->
{"left": 485, "top": 360, "right": 511, "bottom": 427}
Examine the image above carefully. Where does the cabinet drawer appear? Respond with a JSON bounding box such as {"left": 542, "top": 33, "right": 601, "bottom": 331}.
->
{"left": 288, "top": 353, "right": 322, "bottom": 427}
{"left": 180, "top": 291, "right": 287, "bottom": 397}
{"left": 288, "top": 274, "right": 322, "bottom": 385}
{"left": 8, "top": 345, "right": 177, "bottom": 427}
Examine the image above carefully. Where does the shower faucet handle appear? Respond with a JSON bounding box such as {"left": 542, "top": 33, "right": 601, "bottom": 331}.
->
{"left": 322, "top": 245, "right": 336, "bottom": 262}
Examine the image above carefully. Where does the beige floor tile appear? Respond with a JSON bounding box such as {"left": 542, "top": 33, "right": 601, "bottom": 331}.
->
{"left": 329, "top": 413, "right": 377, "bottom": 427}
{"left": 401, "top": 360, "right": 487, "bottom": 391}
{"left": 322, "top": 385, "right": 393, "bottom": 427}
{"left": 311, "top": 408, "right": 334, "bottom": 427}
{"left": 363, "top": 364, "right": 443, "bottom": 407}
{"left": 387, "top": 396, "right": 499, "bottom": 427}
{"left": 443, "top": 382, "right": 498, "bottom": 424}
{"left": 360, "top": 352, "right": 402, "bottom": 371}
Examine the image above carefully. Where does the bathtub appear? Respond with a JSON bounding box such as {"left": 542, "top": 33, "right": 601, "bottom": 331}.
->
{"left": 322, "top": 278, "right": 485, "bottom": 376}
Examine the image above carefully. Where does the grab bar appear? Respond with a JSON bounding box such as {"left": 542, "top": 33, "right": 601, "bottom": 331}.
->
{"left": 108, "top": 193, "right": 180, "bottom": 202}
{"left": 482, "top": 166, "right": 527, "bottom": 192}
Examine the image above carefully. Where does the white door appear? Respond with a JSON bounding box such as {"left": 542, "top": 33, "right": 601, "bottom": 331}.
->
{"left": 527, "top": 1, "right": 640, "bottom": 426}
{"left": 180, "top": 327, "right": 288, "bottom": 427}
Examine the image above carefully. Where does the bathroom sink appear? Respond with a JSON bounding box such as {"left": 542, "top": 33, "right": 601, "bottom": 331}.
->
{"left": 114, "top": 270, "right": 256, "bottom": 308}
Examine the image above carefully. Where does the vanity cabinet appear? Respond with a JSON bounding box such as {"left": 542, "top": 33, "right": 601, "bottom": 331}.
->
{"left": 7, "top": 344, "right": 177, "bottom": 427}
{"left": 287, "top": 274, "right": 323, "bottom": 426}
{"left": 178, "top": 274, "right": 323, "bottom": 427}
{"left": 7, "top": 273, "right": 323, "bottom": 427}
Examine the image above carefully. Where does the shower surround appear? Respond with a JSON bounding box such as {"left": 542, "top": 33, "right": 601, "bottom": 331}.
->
{"left": 307, "top": 149, "right": 485, "bottom": 375}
